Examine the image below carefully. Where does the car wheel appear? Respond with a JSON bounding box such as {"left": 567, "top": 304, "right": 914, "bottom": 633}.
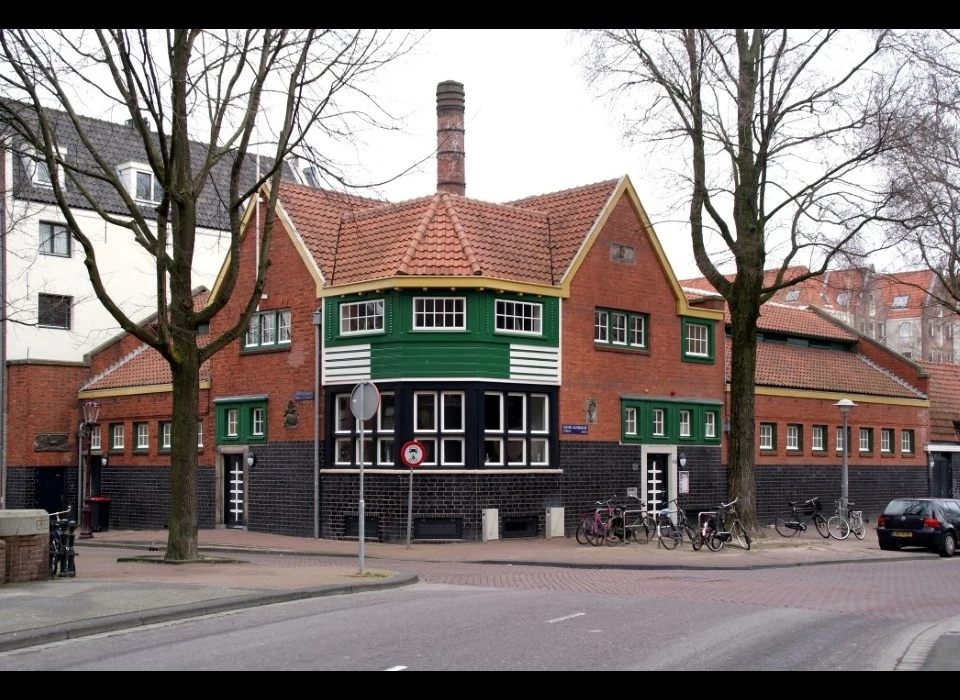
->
{"left": 940, "top": 532, "right": 956, "bottom": 558}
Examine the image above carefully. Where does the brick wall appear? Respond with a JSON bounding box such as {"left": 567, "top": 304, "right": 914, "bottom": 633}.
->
{"left": 2, "top": 534, "right": 47, "bottom": 583}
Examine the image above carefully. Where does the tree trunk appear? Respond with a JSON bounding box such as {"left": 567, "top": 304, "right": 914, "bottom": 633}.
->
{"left": 727, "top": 283, "right": 761, "bottom": 534}
{"left": 165, "top": 344, "right": 200, "bottom": 561}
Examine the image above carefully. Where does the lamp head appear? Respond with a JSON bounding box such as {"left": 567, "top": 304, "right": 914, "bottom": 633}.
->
{"left": 247, "top": 452, "right": 256, "bottom": 468}
{"left": 834, "top": 398, "right": 857, "bottom": 415}
{"left": 679, "top": 453, "right": 687, "bottom": 468}
{"left": 82, "top": 400, "right": 100, "bottom": 425}
{"left": 100, "top": 455, "right": 108, "bottom": 467}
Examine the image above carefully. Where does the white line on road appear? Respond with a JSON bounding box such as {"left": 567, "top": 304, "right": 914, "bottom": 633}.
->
{"left": 384, "top": 665, "right": 408, "bottom": 671}
{"left": 547, "top": 612, "right": 586, "bottom": 624}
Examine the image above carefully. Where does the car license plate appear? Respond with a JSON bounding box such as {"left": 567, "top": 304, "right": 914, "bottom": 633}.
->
{"left": 893, "top": 531, "right": 912, "bottom": 538}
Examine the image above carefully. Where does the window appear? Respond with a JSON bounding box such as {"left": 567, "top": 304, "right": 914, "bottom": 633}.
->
{"left": 110, "top": 424, "right": 124, "bottom": 451}
{"left": 227, "top": 409, "right": 238, "bottom": 437}
{"left": 682, "top": 318, "right": 715, "bottom": 362}
{"left": 302, "top": 165, "right": 321, "bottom": 188}
{"left": 880, "top": 428, "right": 893, "bottom": 453}
{"left": 785, "top": 289, "right": 800, "bottom": 302}
{"left": 812, "top": 425, "right": 826, "bottom": 452}
{"left": 837, "top": 292, "right": 849, "bottom": 307}
{"left": 609, "top": 243, "right": 635, "bottom": 264}
{"left": 160, "top": 422, "right": 171, "bottom": 450}
{"left": 251, "top": 407, "right": 265, "bottom": 437}
{"left": 679, "top": 410, "right": 691, "bottom": 438}
{"left": 90, "top": 427, "right": 101, "bottom": 451}
{"left": 37, "top": 293, "right": 72, "bottom": 329}
{"left": 759, "top": 423, "right": 776, "bottom": 451}
{"left": 340, "top": 299, "right": 384, "bottom": 335}
{"left": 39, "top": 221, "right": 71, "bottom": 257}
{"left": 786, "top": 424, "right": 802, "bottom": 451}
{"left": 836, "top": 426, "right": 852, "bottom": 452}
{"left": 594, "top": 311, "right": 608, "bottom": 342}
{"left": 859, "top": 427, "right": 873, "bottom": 453}
{"left": 413, "top": 391, "right": 465, "bottom": 466}
{"left": 868, "top": 293, "right": 876, "bottom": 316}
{"left": 135, "top": 170, "right": 163, "bottom": 203}
{"left": 595, "top": 308, "right": 647, "bottom": 349}
{"left": 245, "top": 309, "right": 292, "bottom": 349}
{"left": 25, "top": 148, "right": 64, "bottom": 188}
{"left": 878, "top": 322, "right": 886, "bottom": 341}
{"left": 495, "top": 299, "right": 542, "bottom": 335}
{"left": 197, "top": 420, "right": 204, "bottom": 448}
{"left": 704, "top": 412, "right": 716, "bottom": 438}
{"left": 892, "top": 294, "right": 909, "bottom": 309}
{"left": 135, "top": 422, "right": 149, "bottom": 451}
{"left": 899, "top": 321, "right": 913, "bottom": 338}
{"left": 902, "top": 430, "right": 914, "bottom": 454}
{"left": 625, "top": 407, "right": 637, "bottom": 436}
{"left": 34, "top": 158, "right": 53, "bottom": 186}
{"left": 653, "top": 409, "right": 665, "bottom": 437}
{"left": 413, "top": 297, "right": 465, "bottom": 330}
{"left": 333, "top": 392, "right": 395, "bottom": 466}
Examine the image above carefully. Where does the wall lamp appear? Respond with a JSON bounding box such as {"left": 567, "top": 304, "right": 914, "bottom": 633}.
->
{"left": 247, "top": 452, "right": 256, "bottom": 468}
{"left": 679, "top": 453, "right": 687, "bottom": 468}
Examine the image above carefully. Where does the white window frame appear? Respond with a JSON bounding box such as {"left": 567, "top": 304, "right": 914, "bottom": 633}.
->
{"left": 685, "top": 323, "right": 709, "bottom": 357}
{"left": 836, "top": 426, "right": 845, "bottom": 452}
{"left": 495, "top": 299, "right": 542, "bottom": 336}
{"left": 679, "top": 410, "right": 691, "bottom": 438}
{"left": 652, "top": 409, "right": 665, "bottom": 437}
{"left": 786, "top": 424, "right": 800, "bottom": 451}
{"left": 90, "top": 427, "right": 101, "bottom": 451}
{"left": 135, "top": 423, "right": 149, "bottom": 450}
{"left": 859, "top": 427, "right": 870, "bottom": 453}
{"left": 902, "top": 430, "right": 914, "bottom": 454}
{"left": 440, "top": 392, "right": 465, "bottom": 433}
{"left": 198, "top": 419, "right": 204, "bottom": 448}
{"left": 594, "top": 310, "right": 609, "bottom": 342}
{"left": 785, "top": 289, "right": 800, "bottom": 302}
{"left": 340, "top": 299, "right": 384, "bottom": 335}
{"left": 227, "top": 409, "right": 239, "bottom": 437}
{"left": 611, "top": 312, "right": 628, "bottom": 345}
{"left": 759, "top": 423, "right": 774, "bottom": 450}
{"left": 705, "top": 412, "right": 716, "bottom": 438}
{"left": 506, "top": 393, "right": 527, "bottom": 433}
{"left": 625, "top": 407, "right": 637, "bottom": 436}
{"left": 892, "top": 295, "right": 909, "bottom": 309}
{"left": 251, "top": 408, "right": 265, "bottom": 437}
{"left": 245, "top": 308, "right": 292, "bottom": 348}
{"left": 414, "top": 392, "right": 437, "bottom": 432}
{"left": 530, "top": 394, "right": 548, "bottom": 433}
{"left": 111, "top": 424, "right": 124, "bottom": 450}
{"left": 812, "top": 425, "right": 825, "bottom": 451}
{"left": 629, "top": 315, "right": 646, "bottom": 347}
{"left": 413, "top": 297, "right": 466, "bottom": 331}
{"left": 161, "top": 422, "right": 172, "bottom": 450}
{"left": 880, "top": 428, "right": 892, "bottom": 453}
{"left": 25, "top": 148, "right": 64, "bottom": 188}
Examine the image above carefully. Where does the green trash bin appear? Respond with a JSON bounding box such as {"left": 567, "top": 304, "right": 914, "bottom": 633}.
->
{"left": 90, "top": 496, "right": 111, "bottom": 532}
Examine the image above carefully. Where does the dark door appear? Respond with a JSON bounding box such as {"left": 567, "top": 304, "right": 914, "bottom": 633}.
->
{"left": 645, "top": 453, "right": 668, "bottom": 514}
{"left": 932, "top": 454, "right": 953, "bottom": 498}
{"left": 224, "top": 454, "right": 245, "bottom": 528}
{"left": 34, "top": 467, "right": 66, "bottom": 514}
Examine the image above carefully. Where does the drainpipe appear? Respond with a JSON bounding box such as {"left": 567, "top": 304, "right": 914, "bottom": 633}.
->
{"left": 313, "top": 308, "right": 322, "bottom": 539}
{"left": 0, "top": 144, "right": 7, "bottom": 509}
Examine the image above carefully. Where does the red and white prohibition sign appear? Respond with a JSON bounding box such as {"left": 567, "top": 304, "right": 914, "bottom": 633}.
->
{"left": 400, "top": 440, "right": 426, "bottom": 468}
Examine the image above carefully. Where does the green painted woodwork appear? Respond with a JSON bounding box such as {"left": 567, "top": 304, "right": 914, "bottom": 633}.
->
{"left": 620, "top": 398, "right": 722, "bottom": 445}
{"left": 215, "top": 399, "right": 268, "bottom": 445}
{"left": 680, "top": 316, "right": 716, "bottom": 364}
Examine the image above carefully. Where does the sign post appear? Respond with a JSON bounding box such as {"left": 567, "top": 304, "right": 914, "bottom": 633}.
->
{"left": 400, "top": 440, "right": 426, "bottom": 548}
{"left": 350, "top": 381, "right": 380, "bottom": 574}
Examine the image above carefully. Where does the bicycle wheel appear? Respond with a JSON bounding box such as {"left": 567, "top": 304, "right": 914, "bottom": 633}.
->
{"left": 731, "top": 520, "right": 752, "bottom": 550}
{"left": 684, "top": 524, "right": 702, "bottom": 551}
{"left": 827, "top": 515, "right": 850, "bottom": 540}
{"left": 851, "top": 513, "right": 866, "bottom": 540}
{"left": 775, "top": 511, "right": 800, "bottom": 538}
{"left": 575, "top": 516, "right": 591, "bottom": 545}
{"left": 604, "top": 517, "right": 623, "bottom": 545}
{"left": 813, "top": 513, "right": 830, "bottom": 538}
{"left": 658, "top": 524, "right": 681, "bottom": 550}
{"left": 705, "top": 532, "right": 725, "bottom": 551}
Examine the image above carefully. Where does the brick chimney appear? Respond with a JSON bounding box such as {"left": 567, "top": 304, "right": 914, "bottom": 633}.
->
{"left": 436, "top": 80, "right": 465, "bottom": 196}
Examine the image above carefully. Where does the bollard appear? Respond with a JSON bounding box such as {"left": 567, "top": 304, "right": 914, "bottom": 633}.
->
{"left": 59, "top": 520, "right": 77, "bottom": 578}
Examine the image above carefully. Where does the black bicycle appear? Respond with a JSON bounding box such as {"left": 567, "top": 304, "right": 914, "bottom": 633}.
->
{"left": 663, "top": 497, "right": 703, "bottom": 550}
{"left": 704, "top": 497, "right": 752, "bottom": 551}
{"left": 774, "top": 497, "right": 830, "bottom": 538}
{"left": 48, "top": 507, "right": 73, "bottom": 578}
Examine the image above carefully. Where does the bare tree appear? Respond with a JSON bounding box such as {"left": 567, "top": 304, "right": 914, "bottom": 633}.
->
{"left": 578, "top": 29, "right": 914, "bottom": 531}
{"left": 880, "top": 30, "right": 960, "bottom": 310}
{"left": 0, "top": 29, "right": 422, "bottom": 560}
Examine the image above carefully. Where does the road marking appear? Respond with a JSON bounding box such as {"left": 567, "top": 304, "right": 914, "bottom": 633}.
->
{"left": 547, "top": 612, "right": 586, "bottom": 624}
{"left": 384, "top": 665, "right": 407, "bottom": 671}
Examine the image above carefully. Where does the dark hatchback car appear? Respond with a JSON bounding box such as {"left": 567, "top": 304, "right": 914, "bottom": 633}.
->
{"left": 876, "top": 498, "right": 960, "bottom": 557}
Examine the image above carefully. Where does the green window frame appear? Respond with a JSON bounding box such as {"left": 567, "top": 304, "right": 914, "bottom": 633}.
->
{"left": 595, "top": 308, "right": 647, "bottom": 350}
{"left": 215, "top": 398, "right": 268, "bottom": 444}
{"left": 681, "top": 317, "right": 715, "bottom": 363}
{"left": 244, "top": 308, "right": 292, "bottom": 350}
{"left": 621, "top": 401, "right": 723, "bottom": 445}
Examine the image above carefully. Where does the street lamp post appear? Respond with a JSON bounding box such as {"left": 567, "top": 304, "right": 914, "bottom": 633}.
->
{"left": 834, "top": 399, "right": 857, "bottom": 510}
{"left": 77, "top": 401, "right": 100, "bottom": 540}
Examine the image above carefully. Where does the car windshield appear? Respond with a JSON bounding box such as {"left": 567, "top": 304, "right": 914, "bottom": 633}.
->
{"left": 884, "top": 499, "right": 932, "bottom": 517}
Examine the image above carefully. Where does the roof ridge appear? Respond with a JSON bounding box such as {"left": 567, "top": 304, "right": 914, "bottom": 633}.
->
{"left": 854, "top": 352, "right": 927, "bottom": 399}
{"left": 441, "top": 193, "right": 482, "bottom": 276}
{"left": 398, "top": 194, "right": 441, "bottom": 274}
{"left": 80, "top": 343, "right": 150, "bottom": 391}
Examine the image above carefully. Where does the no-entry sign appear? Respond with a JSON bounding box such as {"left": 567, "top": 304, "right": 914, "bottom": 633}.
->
{"left": 401, "top": 440, "right": 426, "bottom": 467}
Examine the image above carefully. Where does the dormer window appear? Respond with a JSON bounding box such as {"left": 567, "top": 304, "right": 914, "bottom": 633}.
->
{"left": 302, "top": 165, "right": 321, "bottom": 188}
{"left": 118, "top": 162, "right": 163, "bottom": 204}
{"left": 892, "top": 294, "right": 909, "bottom": 309}
{"left": 785, "top": 290, "right": 800, "bottom": 302}
{"left": 22, "top": 146, "right": 65, "bottom": 188}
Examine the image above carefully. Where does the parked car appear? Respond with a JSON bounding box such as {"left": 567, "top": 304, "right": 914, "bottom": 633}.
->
{"left": 876, "top": 498, "right": 960, "bottom": 557}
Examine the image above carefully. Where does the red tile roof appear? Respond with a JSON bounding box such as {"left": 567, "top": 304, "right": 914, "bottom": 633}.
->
{"left": 736, "top": 342, "right": 925, "bottom": 399}
{"left": 82, "top": 344, "right": 211, "bottom": 391}
{"left": 278, "top": 178, "right": 622, "bottom": 288}
{"left": 920, "top": 361, "right": 960, "bottom": 443}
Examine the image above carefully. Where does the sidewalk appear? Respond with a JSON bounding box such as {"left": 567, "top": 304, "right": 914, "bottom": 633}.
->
{"left": 1, "top": 527, "right": 957, "bottom": 669}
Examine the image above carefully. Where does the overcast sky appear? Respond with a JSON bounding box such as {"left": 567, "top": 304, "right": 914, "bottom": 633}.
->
{"left": 348, "top": 29, "right": 703, "bottom": 280}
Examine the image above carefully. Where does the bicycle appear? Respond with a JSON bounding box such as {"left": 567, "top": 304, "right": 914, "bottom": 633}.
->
{"left": 774, "top": 497, "right": 830, "bottom": 538}
{"left": 704, "top": 497, "right": 752, "bottom": 551}
{"left": 619, "top": 495, "right": 656, "bottom": 544}
{"left": 47, "top": 507, "right": 73, "bottom": 578}
{"left": 827, "top": 499, "right": 852, "bottom": 540}
{"left": 664, "top": 497, "right": 703, "bottom": 550}
{"left": 575, "top": 499, "right": 622, "bottom": 546}
{"left": 654, "top": 504, "right": 682, "bottom": 549}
